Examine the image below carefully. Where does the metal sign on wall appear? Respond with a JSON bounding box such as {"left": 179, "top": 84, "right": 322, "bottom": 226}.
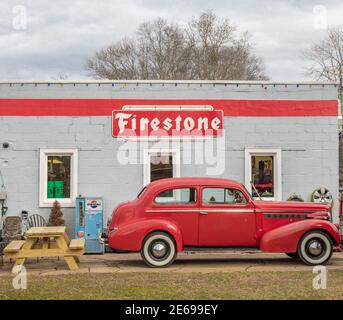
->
{"left": 112, "top": 109, "right": 224, "bottom": 138}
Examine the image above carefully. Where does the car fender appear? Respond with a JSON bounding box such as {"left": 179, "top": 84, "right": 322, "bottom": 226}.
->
{"left": 259, "top": 219, "right": 340, "bottom": 253}
{"left": 108, "top": 218, "right": 183, "bottom": 252}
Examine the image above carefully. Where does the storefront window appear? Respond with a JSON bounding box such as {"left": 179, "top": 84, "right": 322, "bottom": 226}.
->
{"left": 143, "top": 149, "right": 180, "bottom": 190}
{"left": 39, "top": 149, "right": 78, "bottom": 207}
{"left": 47, "top": 156, "right": 71, "bottom": 199}
{"left": 251, "top": 155, "right": 274, "bottom": 198}
{"left": 150, "top": 153, "right": 173, "bottom": 198}
{"left": 150, "top": 154, "right": 173, "bottom": 182}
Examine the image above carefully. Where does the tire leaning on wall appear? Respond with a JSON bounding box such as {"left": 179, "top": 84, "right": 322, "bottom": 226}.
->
{"left": 311, "top": 187, "right": 334, "bottom": 208}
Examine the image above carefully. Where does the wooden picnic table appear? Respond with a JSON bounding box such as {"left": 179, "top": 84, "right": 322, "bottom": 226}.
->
{"left": 4, "top": 226, "right": 85, "bottom": 273}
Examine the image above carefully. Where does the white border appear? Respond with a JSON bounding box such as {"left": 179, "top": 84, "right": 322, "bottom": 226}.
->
{"left": 39, "top": 148, "right": 78, "bottom": 207}
{"left": 244, "top": 148, "right": 282, "bottom": 201}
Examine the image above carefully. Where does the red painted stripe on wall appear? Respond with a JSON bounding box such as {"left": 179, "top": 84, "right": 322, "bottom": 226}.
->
{"left": 0, "top": 99, "right": 338, "bottom": 116}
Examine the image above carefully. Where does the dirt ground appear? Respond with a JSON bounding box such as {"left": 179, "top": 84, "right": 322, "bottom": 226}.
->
{"left": 1, "top": 251, "right": 343, "bottom": 276}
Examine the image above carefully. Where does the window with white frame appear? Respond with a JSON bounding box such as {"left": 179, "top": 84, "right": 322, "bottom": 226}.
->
{"left": 245, "top": 149, "right": 282, "bottom": 201}
{"left": 143, "top": 149, "right": 180, "bottom": 200}
{"left": 39, "top": 149, "right": 78, "bottom": 207}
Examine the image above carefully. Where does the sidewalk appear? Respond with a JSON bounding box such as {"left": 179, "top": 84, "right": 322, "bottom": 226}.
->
{"left": 1, "top": 252, "right": 343, "bottom": 276}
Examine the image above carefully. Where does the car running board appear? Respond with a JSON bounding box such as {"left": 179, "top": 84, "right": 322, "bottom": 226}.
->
{"left": 183, "top": 247, "right": 261, "bottom": 253}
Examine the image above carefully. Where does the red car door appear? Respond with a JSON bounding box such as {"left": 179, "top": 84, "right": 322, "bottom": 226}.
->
{"left": 146, "top": 186, "right": 200, "bottom": 246}
{"left": 198, "top": 187, "right": 257, "bottom": 246}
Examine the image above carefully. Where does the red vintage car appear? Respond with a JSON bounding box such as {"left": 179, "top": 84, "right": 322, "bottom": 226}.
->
{"left": 108, "top": 177, "right": 340, "bottom": 267}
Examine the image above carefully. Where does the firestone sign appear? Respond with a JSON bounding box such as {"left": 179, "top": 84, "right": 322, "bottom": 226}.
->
{"left": 112, "top": 109, "right": 223, "bottom": 138}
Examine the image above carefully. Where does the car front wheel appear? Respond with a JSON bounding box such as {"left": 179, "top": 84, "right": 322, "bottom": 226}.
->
{"left": 298, "top": 231, "right": 333, "bottom": 265}
{"left": 141, "top": 232, "right": 177, "bottom": 267}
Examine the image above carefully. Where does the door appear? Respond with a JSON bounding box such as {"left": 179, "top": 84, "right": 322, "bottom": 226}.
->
{"left": 85, "top": 212, "right": 102, "bottom": 240}
{"left": 147, "top": 187, "right": 199, "bottom": 246}
{"left": 198, "top": 187, "right": 256, "bottom": 246}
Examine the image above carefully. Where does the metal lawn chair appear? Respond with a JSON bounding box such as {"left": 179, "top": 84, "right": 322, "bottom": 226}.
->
{"left": 0, "top": 216, "right": 23, "bottom": 264}
{"left": 26, "top": 214, "right": 53, "bottom": 262}
{"left": 0, "top": 242, "right": 7, "bottom": 265}
{"left": 27, "top": 214, "right": 47, "bottom": 228}
{"left": 27, "top": 214, "right": 47, "bottom": 261}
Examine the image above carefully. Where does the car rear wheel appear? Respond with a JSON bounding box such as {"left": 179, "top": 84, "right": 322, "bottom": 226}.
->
{"left": 141, "top": 232, "right": 177, "bottom": 267}
{"left": 286, "top": 252, "right": 299, "bottom": 259}
{"left": 298, "top": 231, "right": 333, "bottom": 265}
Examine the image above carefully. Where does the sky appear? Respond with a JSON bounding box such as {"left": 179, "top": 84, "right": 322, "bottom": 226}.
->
{"left": 0, "top": 0, "right": 342, "bottom": 81}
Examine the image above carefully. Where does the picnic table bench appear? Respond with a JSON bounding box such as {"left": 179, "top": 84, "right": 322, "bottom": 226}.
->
{"left": 4, "top": 226, "right": 84, "bottom": 273}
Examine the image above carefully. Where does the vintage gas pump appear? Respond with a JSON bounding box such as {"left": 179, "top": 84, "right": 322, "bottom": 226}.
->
{"left": 75, "top": 196, "right": 104, "bottom": 254}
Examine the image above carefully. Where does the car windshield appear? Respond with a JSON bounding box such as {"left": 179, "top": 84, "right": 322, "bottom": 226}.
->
{"left": 137, "top": 186, "right": 147, "bottom": 198}
{"left": 241, "top": 184, "right": 252, "bottom": 199}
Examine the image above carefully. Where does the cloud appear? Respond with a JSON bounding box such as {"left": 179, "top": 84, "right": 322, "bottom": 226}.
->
{"left": 0, "top": 0, "right": 342, "bottom": 81}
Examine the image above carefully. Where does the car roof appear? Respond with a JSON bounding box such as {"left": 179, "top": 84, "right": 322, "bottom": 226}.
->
{"left": 148, "top": 177, "right": 244, "bottom": 189}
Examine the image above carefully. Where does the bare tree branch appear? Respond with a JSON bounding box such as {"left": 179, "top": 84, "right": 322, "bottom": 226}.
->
{"left": 303, "top": 26, "right": 343, "bottom": 85}
{"left": 86, "top": 11, "right": 268, "bottom": 81}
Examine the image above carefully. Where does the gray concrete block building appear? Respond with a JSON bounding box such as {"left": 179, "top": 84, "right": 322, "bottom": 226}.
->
{"left": 0, "top": 80, "right": 339, "bottom": 236}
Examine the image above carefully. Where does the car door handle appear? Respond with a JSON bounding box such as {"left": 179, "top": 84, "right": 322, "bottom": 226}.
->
{"left": 199, "top": 211, "right": 208, "bottom": 215}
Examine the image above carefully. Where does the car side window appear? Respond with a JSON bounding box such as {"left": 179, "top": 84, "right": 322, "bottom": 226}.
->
{"left": 155, "top": 188, "right": 197, "bottom": 205}
{"left": 202, "top": 188, "right": 247, "bottom": 205}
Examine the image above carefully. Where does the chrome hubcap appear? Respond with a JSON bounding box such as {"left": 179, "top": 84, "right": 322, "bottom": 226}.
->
{"left": 308, "top": 240, "right": 323, "bottom": 256}
{"left": 151, "top": 242, "right": 167, "bottom": 258}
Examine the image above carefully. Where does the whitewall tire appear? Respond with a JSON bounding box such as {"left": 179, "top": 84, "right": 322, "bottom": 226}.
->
{"left": 298, "top": 231, "right": 333, "bottom": 265}
{"left": 141, "top": 232, "right": 177, "bottom": 267}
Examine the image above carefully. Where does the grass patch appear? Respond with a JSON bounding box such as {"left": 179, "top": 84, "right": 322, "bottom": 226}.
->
{"left": 1, "top": 271, "right": 343, "bottom": 300}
